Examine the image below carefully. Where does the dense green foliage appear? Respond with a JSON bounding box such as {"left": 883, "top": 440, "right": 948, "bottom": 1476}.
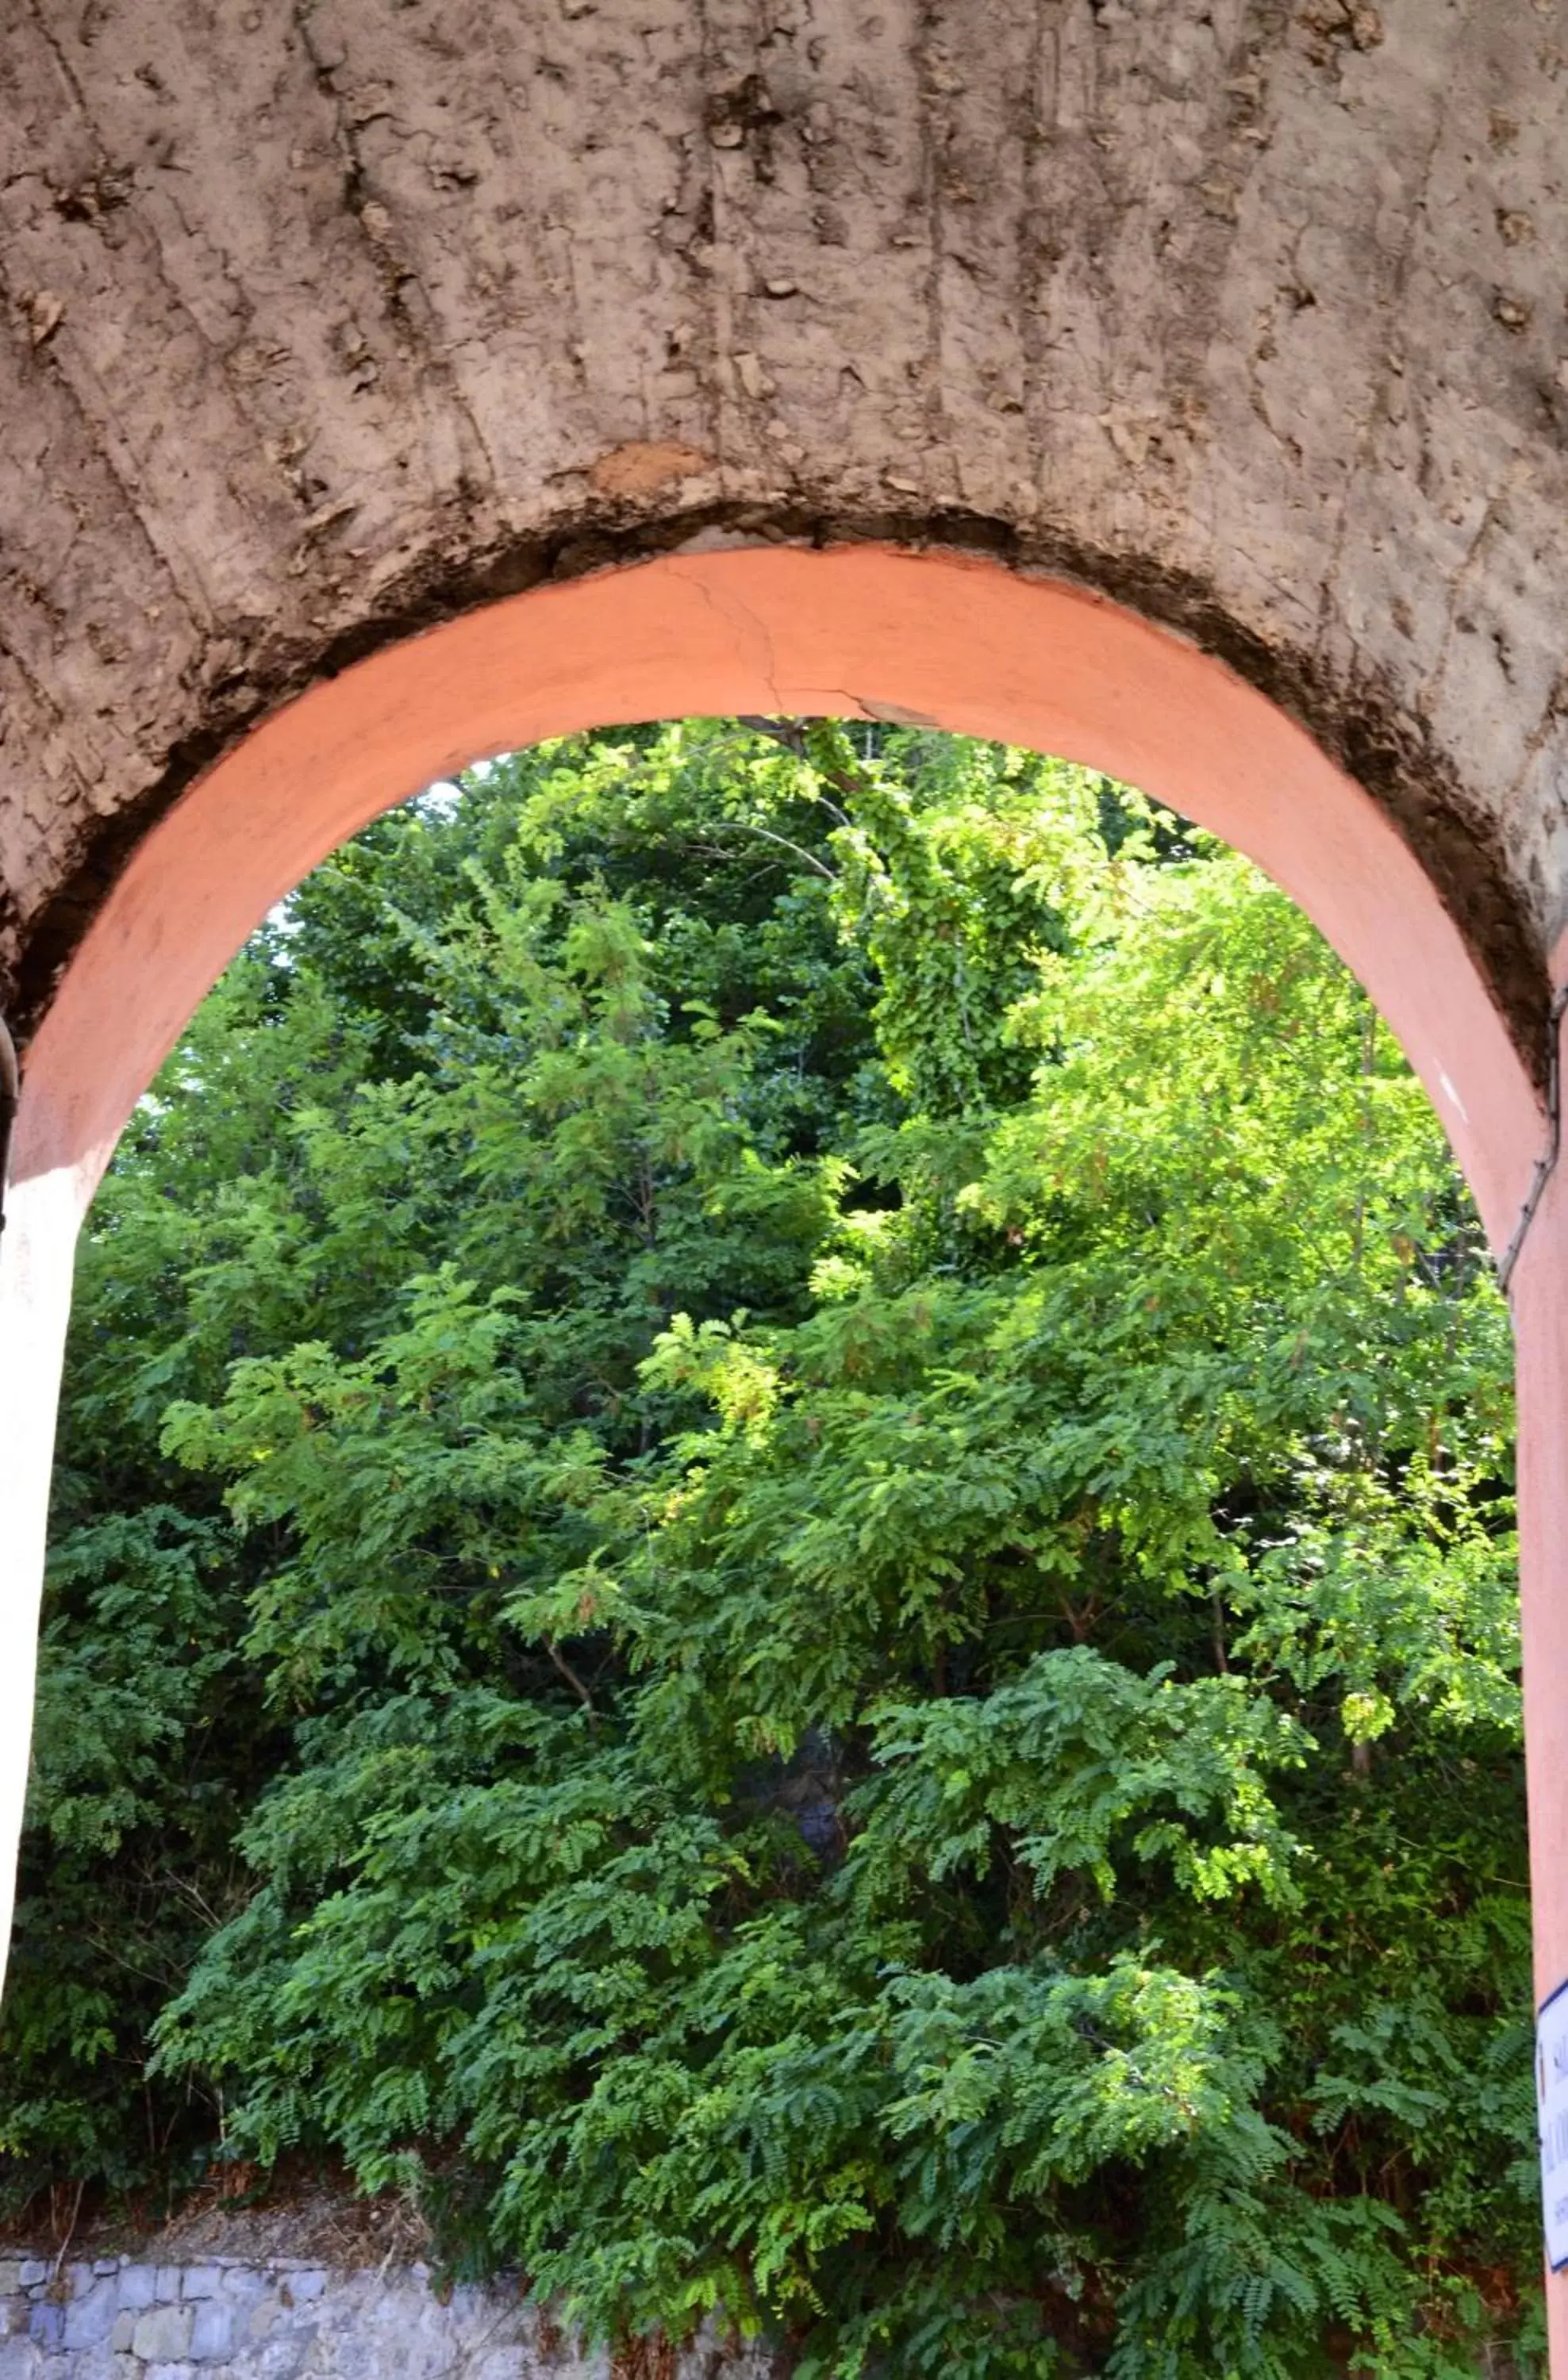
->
{"left": 2, "top": 721, "right": 1535, "bottom": 2374}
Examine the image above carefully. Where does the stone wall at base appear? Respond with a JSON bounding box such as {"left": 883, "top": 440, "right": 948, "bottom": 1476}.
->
{"left": 0, "top": 2258, "right": 765, "bottom": 2380}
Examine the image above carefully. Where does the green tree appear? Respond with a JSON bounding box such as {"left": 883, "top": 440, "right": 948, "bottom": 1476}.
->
{"left": 3, "top": 723, "right": 1533, "bottom": 2376}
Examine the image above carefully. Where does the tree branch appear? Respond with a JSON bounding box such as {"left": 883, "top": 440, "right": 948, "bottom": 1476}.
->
{"left": 545, "top": 1636, "right": 598, "bottom": 1722}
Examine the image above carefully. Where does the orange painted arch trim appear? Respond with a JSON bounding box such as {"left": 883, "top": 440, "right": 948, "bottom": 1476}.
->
{"left": 9, "top": 542, "right": 1544, "bottom": 1243}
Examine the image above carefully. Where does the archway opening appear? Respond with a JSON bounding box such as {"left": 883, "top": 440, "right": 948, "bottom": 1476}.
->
{"left": 0, "top": 547, "right": 1558, "bottom": 2374}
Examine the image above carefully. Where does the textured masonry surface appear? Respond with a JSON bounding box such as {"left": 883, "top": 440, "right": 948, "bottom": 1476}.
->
{"left": 3, "top": 1, "right": 1568, "bottom": 1054}
{"left": 0, "top": 2259, "right": 767, "bottom": 2380}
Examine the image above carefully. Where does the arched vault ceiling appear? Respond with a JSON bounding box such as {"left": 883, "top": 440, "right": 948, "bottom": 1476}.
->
{"left": 2, "top": 0, "right": 1566, "bottom": 1067}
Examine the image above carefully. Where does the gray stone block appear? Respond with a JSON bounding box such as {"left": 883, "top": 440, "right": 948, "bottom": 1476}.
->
{"left": 16, "top": 2270, "right": 48, "bottom": 2294}
{"left": 26, "top": 2306, "right": 62, "bottom": 2351}
{"left": 247, "top": 2297, "right": 282, "bottom": 2344}
{"left": 63, "top": 2286, "right": 117, "bottom": 2351}
{"left": 67, "top": 2349, "right": 122, "bottom": 2380}
{"left": 108, "top": 2315, "right": 135, "bottom": 2356}
{"left": 132, "top": 2305, "right": 193, "bottom": 2363}
{"left": 186, "top": 2303, "right": 235, "bottom": 2363}
{"left": 252, "top": 2340, "right": 309, "bottom": 2380}
{"left": 153, "top": 2274, "right": 182, "bottom": 2307}
{"left": 0, "top": 2271, "right": 22, "bottom": 2299}
{"left": 475, "top": 2349, "right": 529, "bottom": 2380}
{"left": 116, "top": 2271, "right": 156, "bottom": 2313}
{"left": 288, "top": 2271, "right": 327, "bottom": 2305}
{"left": 177, "top": 2273, "right": 224, "bottom": 2305}
{"left": 90, "top": 2267, "right": 118, "bottom": 2283}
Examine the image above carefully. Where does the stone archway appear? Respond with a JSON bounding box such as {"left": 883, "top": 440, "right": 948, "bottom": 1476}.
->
{"left": 5, "top": 2, "right": 1568, "bottom": 1053}
{"left": 5, "top": 0, "right": 1568, "bottom": 2355}
{"left": 5, "top": 546, "right": 1567, "bottom": 2332}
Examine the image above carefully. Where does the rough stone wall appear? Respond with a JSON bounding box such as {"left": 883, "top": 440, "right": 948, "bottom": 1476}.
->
{"left": 0, "top": 2257, "right": 766, "bottom": 2380}
{"left": 2, "top": 1, "right": 1567, "bottom": 1057}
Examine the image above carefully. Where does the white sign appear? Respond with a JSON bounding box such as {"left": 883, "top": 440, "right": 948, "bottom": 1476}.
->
{"left": 1539, "top": 1982, "right": 1568, "bottom": 2270}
